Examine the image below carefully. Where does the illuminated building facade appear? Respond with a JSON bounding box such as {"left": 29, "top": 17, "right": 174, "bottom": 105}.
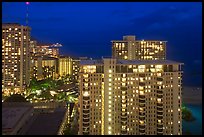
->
{"left": 72, "top": 59, "right": 80, "bottom": 83}
{"left": 30, "top": 40, "right": 37, "bottom": 78}
{"left": 58, "top": 56, "right": 73, "bottom": 78}
{"left": 112, "top": 36, "right": 166, "bottom": 60}
{"left": 31, "top": 56, "right": 57, "bottom": 80}
{"left": 35, "top": 43, "right": 62, "bottom": 58}
{"left": 79, "top": 58, "right": 183, "bottom": 135}
{"left": 72, "top": 57, "right": 89, "bottom": 85}
{"left": 2, "top": 23, "right": 31, "bottom": 94}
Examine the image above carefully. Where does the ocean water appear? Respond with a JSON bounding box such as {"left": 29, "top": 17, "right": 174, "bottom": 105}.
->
{"left": 182, "top": 104, "right": 202, "bottom": 135}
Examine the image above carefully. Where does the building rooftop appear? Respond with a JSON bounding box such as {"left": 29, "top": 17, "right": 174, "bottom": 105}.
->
{"left": 111, "top": 40, "right": 167, "bottom": 42}
{"left": 117, "top": 59, "right": 183, "bottom": 65}
{"left": 2, "top": 23, "right": 21, "bottom": 26}
{"left": 25, "top": 108, "right": 67, "bottom": 135}
{"left": 80, "top": 59, "right": 183, "bottom": 65}
{"left": 2, "top": 106, "right": 33, "bottom": 132}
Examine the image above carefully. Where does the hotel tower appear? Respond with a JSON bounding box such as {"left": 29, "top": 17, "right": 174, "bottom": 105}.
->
{"left": 2, "top": 23, "right": 31, "bottom": 95}
{"left": 112, "top": 36, "right": 166, "bottom": 60}
{"left": 79, "top": 36, "right": 183, "bottom": 135}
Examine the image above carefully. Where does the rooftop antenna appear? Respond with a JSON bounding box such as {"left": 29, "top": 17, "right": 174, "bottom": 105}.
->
{"left": 26, "top": 2, "right": 30, "bottom": 26}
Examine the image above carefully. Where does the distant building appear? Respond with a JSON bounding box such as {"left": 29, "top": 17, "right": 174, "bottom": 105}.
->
{"left": 79, "top": 58, "right": 183, "bottom": 135}
{"left": 31, "top": 56, "right": 57, "bottom": 80}
{"left": 2, "top": 23, "right": 31, "bottom": 94}
{"left": 35, "top": 43, "right": 62, "bottom": 58}
{"left": 58, "top": 56, "right": 73, "bottom": 78}
{"left": 112, "top": 35, "right": 166, "bottom": 60}
{"left": 2, "top": 103, "right": 33, "bottom": 135}
{"left": 72, "top": 58, "right": 80, "bottom": 83}
{"left": 73, "top": 57, "right": 90, "bottom": 85}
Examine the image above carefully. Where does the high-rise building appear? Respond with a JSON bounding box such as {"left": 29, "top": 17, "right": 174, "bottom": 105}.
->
{"left": 112, "top": 36, "right": 166, "bottom": 60}
{"left": 72, "top": 58, "right": 80, "bottom": 83}
{"left": 30, "top": 40, "right": 37, "bottom": 79}
{"left": 31, "top": 56, "right": 57, "bottom": 80}
{"left": 79, "top": 58, "right": 183, "bottom": 135}
{"left": 72, "top": 57, "right": 90, "bottom": 85}
{"left": 58, "top": 56, "right": 73, "bottom": 78}
{"left": 2, "top": 23, "right": 31, "bottom": 94}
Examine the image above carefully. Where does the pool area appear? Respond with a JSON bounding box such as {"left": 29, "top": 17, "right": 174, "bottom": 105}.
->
{"left": 182, "top": 104, "right": 202, "bottom": 135}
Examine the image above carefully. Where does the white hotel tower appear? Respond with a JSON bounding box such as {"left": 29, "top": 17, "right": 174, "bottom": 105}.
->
{"left": 78, "top": 58, "right": 183, "bottom": 135}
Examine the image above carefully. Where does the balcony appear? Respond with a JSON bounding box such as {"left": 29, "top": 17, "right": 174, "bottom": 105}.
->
{"left": 157, "top": 103, "right": 163, "bottom": 107}
{"left": 83, "top": 96, "right": 90, "bottom": 100}
{"left": 83, "top": 118, "right": 89, "bottom": 123}
{"left": 157, "top": 128, "right": 163, "bottom": 133}
{"left": 83, "top": 127, "right": 89, "bottom": 131}
{"left": 139, "top": 82, "right": 145, "bottom": 86}
{"left": 122, "top": 100, "right": 127, "bottom": 103}
{"left": 139, "top": 74, "right": 145, "bottom": 77}
{"left": 83, "top": 79, "right": 89, "bottom": 82}
{"left": 83, "top": 110, "right": 90, "bottom": 113}
{"left": 121, "top": 87, "right": 127, "bottom": 91}
{"left": 139, "top": 129, "right": 145, "bottom": 133}
{"left": 139, "top": 95, "right": 145, "bottom": 99}
{"left": 139, "top": 99, "right": 145, "bottom": 103}
{"left": 83, "top": 105, "right": 90, "bottom": 110}
{"left": 157, "top": 94, "right": 163, "bottom": 98}
{"left": 139, "top": 116, "right": 145, "bottom": 120}
{"left": 157, "top": 111, "right": 163, "bottom": 115}
{"left": 157, "top": 77, "right": 163, "bottom": 81}
{"left": 157, "top": 90, "right": 163, "bottom": 94}
{"left": 139, "top": 125, "right": 145, "bottom": 129}
{"left": 157, "top": 107, "right": 163, "bottom": 111}
{"left": 157, "top": 124, "right": 163, "bottom": 129}
{"left": 157, "top": 115, "right": 163, "bottom": 119}
{"left": 139, "top": 104, "right": 145, "bottom": 107}
{"left": 83, "top": 114, "right": 90, "bottom": 119}
{"left": 121, "top": 121, "right": 127, "bottom": 125}
{"left": 139, "top": 112, "right": 145, "bottom": 116}
{"left": 83, "top": 123, "right": 89, "bottom": 127}
{"left": 121, "top": 117, "right": 128, "bottom": 121}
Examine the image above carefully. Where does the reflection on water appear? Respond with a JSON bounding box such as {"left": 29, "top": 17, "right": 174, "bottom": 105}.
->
{"left": 182, "top": 104, "right": 202, "bottom": 135}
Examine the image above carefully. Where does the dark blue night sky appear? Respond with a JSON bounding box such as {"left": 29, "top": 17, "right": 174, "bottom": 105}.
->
{"left": 2, "top": 2, "right": 202, "bottom": 87}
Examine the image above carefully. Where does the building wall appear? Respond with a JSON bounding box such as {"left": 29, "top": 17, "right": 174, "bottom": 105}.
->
{"left": 2, "top": 24, "right": 31, "bottom": 94}
{"left": 79, "top": 59, "right": 182, "bottom": 135}
{"left": 72, "top": 59, "right": 80, "bottom": 82}
{"left": 59, "top": 57, "right": 73, "bottom": 77}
